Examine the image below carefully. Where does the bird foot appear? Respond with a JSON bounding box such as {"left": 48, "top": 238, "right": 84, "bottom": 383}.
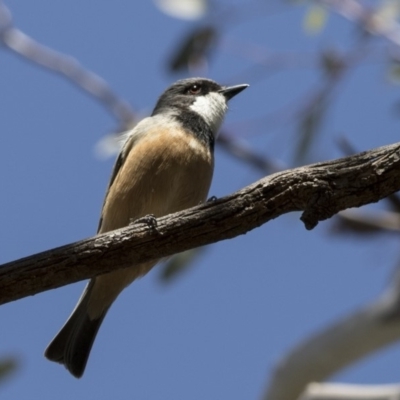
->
{"left": 131, "top": 214, "right": 158, "bottom": 229}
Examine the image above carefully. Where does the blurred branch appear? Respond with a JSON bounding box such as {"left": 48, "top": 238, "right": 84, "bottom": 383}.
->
{"left": 0, "top": 2, "right": 135, "bottom": 128}
{"left": 1, "top": 141, "right": 400, "bottom": 304}
{"left": 263, "top": 267, "right": 400, "bottom": 400}
{"left": 218, "top": 132, "right": 283, "bottom": 174}
{"left": 322, "top": 0, "right": 400, "bottom": 47}
{"left": 294, "top": 44, "right": 367, "bottom": 164}
{"left": 334, "top": 209, "right": 400, "bottom": 235}
{"left": 300, "top": 383, "right": 400, "bottom": 400}
{"left": 168, "top": 25, "right": 217, "bottom": 72}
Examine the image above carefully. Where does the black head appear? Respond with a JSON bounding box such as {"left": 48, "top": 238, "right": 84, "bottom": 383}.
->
{"left": 152, "top": 78, "right": 221, "bottom": 115}
{"left": 152, "top": 78, "right": 248, "bottom": 118}
{"left": 152, "top": 77, "right": 248, "bottom": 146}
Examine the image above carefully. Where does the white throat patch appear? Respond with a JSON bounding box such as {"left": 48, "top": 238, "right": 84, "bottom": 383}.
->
{"left": 189, "top": 92, "right": 228, "bottom": 136}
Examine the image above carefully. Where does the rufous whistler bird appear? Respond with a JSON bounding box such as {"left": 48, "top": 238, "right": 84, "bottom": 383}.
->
{"left": 45, "top": 77, "right": 248, "bottom": 378}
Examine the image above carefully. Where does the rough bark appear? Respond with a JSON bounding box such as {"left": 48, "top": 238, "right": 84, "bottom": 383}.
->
{"left": 1, "top": 142, "right": 400, "bottom": 305}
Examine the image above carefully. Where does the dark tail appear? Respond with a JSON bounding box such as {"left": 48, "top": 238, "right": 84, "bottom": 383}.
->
{"left": 44, "top": 282, "right": 109, "bottom": 378}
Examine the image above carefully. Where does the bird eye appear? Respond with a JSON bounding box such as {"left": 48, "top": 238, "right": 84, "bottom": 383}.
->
{"left": 188, "top": 84, "right": 201, "bottom": 95}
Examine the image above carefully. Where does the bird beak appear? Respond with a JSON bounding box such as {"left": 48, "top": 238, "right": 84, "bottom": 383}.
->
{"left": 219, "top": 84, "right": 249, "bottom": 100}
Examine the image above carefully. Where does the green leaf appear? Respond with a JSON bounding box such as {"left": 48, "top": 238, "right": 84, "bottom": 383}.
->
{"left": 160, "top": 248, "right": 205, "bottom": 282}
{"left": 0, "top": 357, "right": 18, "bottom": 384}
{"left": 303, "top": 4, "right": 328, "bottom": 34}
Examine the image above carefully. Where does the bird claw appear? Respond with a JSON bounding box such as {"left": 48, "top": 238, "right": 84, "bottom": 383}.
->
{"left": 131, "top": 214, "right": 158, "bottom": 229}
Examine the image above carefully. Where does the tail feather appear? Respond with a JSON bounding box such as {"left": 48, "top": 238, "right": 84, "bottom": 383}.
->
{"left": 45, "top": 282, "right": 109, "bottom": 378}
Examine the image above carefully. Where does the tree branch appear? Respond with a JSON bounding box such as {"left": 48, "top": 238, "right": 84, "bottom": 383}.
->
{"left": 300, "top": 383, "right": 400, "bottom": 400}
{"left": 1, "top": 142, "right": 400, "bottom": 305}
{"left": 263, "top": 268, "right": 400, "bottom": 400}
{"left": 0, "top": 2, "right": 136, "bottom": 128}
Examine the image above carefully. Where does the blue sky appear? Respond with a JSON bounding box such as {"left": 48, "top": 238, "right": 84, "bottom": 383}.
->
{"left": 1, "top": 1, "right": 400, "bottom": 399}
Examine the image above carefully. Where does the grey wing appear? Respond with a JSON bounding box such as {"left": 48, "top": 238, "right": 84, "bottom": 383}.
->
{"left": 97, "top": 150, "right": 125, "bottom": 233}
{"left": 96, "top": 123, "right": 147, "bottom": 233}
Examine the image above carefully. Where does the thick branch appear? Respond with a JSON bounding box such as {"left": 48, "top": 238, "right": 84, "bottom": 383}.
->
{"left": 1, "top": 142, "right": 400, "bottom": 305}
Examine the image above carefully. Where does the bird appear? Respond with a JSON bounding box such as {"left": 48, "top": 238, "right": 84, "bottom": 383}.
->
{"left": 44, "top": 77, "right": 248, "bottom": 378}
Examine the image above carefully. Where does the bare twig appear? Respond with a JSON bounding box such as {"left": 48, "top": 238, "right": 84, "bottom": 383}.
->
{"left": 322, "top": 0, "right": 400, "bottom": 48}
{"left": 301, "top": 383, "right": 400, "bottom": 400}
{"left": 263, "top": 267, "right": 400, "bottom": 400}
{"left": 217, "top": 132, "right": 283, "bottom": 174}
{"left": 335, "top": 209, "right": 400, "bottom": 234}
{"left": 0, "top": 2, "right": 135, "bottom": 128}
